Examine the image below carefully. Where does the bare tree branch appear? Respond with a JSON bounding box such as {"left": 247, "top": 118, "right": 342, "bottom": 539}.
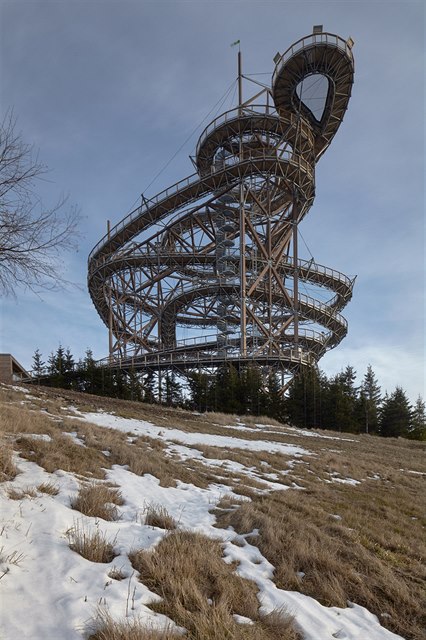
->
{"left": 0, "top": 110, "right": 81, "bottom": 296}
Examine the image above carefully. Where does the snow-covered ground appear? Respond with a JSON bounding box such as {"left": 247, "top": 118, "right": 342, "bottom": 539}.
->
{"left": 0, "top": 388, "right": 405, "bottom": 640}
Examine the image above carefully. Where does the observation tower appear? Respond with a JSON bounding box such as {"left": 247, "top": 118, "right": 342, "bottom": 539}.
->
{"left": 88, "top": 26, "right": 356, "bottom": 392}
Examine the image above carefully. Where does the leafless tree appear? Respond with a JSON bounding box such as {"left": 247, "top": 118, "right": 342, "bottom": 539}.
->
{"left": 0, "top": 111, "right": 80, "bottom": 296}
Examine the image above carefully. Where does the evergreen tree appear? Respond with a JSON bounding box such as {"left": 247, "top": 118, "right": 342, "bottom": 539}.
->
{"left": 340, "top": 365, "right": 358, "bottom": 399}
{"left": 143, "top": 370, "right": 157, "bottom": 404}
{"left": 408, "top": 396, "right": 426, "bottom": 440}
{"left": 63, "top": 348, "right": 75, "bottom": 373}
{"left": 46, "top": 345, "right": 66, "bottom": 387}
{"left": 326, "top": 366, "right": 361, "bottom": 433}
{"left": 359, "top": 364, "right": 381, "bottom": 433}
{"left": 380, "top": 387, "right": 412, "bottom": 438}
{"left": 54, "top": 344, "right": 66, "bottom": 375}
{"left": 47, "top": 351, "right": 57, "bottom": 375}
{"left": 239, "top": 366, "right": 267, "bottom": 415}
{"left": 213, "top": 364, "right": 241, "bottom": 414}
{"left": 32, "top": 348, "right": 45, "bottom": 380}
{"left": 83, "top": 348, "right": 96, "bottom": 369}
{"left": 80, "top": 348, "right": 102, "bottom": 394}
{"left": 286, "top": 366, "right": 325, "bottom": 429}
{"left": 59, "top": 347, "right": 76, "bottom": 389}
{"left": 125, "top": 368, "right": 143, "bottom": 402}
{"left": 265, "top": 373, "right": 286, "bottom": 421}
{"left": 164, "top": 372, "right": 182, "bottom": 407}
{"left": 187, "top": 371, "right": 211, "bottom": 412}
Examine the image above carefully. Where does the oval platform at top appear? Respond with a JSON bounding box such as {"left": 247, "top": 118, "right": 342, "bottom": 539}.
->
{"left": 272, "top": 27, "right": 354, "bottom": 161}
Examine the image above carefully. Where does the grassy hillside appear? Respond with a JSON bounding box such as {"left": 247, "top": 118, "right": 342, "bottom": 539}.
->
{"left": 0, "top": 383, "right": 424, "bottom": 640}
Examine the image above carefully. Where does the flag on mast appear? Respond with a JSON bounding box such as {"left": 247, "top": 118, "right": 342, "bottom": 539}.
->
{"left": 230, "top": 39, "right": 240, "bottom": 47}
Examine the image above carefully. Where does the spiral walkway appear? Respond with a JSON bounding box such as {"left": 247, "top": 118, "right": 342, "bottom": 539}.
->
{"left": 88, "top": 28, "right": 356, "bottom": 388}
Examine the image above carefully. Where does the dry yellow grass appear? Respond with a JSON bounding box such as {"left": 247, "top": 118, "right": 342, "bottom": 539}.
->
{"left": 7, "top": 486, "right": 38, "bottom": 500}
{"left": 0, "top": 441, "right": 18, "bottom": 482}
{"left": 129, "top": 531, "right": 299, "bottom": 640}
{"left": 37, "top": 481, "right": 59, "bottom": 495}
{"left": 66, "top": 521, "right": 117, "bottom": 563}
{"left": 107, "top": 566, "right": 127, "bottom": 581}
{"left": 2, "top": 384, "right": 425, "bottom": 639}
{"left": 143, "top": 503, "right": 177, "bottom": 530}
{"left": 71, "top": 483, "right": 124, "bottom": 521}
{"left": 0, "top": 402, "right": 59, "bottom": 437}
{"left": 214, "top": 480, "right": 425, "bottom": 639}
{"left": 0, "top": 391, "right": 248, "bottom": 490}
{"left": 0, "top": 385, "right": 286, "bottom": 440}
{"left": 15, "top": 433, "right": 109, "bottom": 478}
{"left": 242, "top": 414, "right": 284, "bottom": 428}
{"left": 87, "top": 610, "right": 181, "bottom": 639}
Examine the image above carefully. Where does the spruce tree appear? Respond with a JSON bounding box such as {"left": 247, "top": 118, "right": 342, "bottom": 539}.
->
{"left": 408, "top": 396, "right": 426, "bottom": 440}
{"left": 126, "top": 368, "right": 143, "bottom": 402}
{"left": 286, "top": 366, "right": 324, "bottom": 429}
{"left": 63, "top": 348, "right": 75, "bottom": 373}
{"left": 47, "top": 351, "right": 57, "bottom": 375}
{"left": 239, "top": 366, "right": 266, "bottom": 416}
{"left": 55, "top": 344, "right": 66, "bottom": 375}
{"left": 165, "top": 372, "right": 182, "bottom": 407}
{"left": 81, "top": 348, "right": 102, "bottom": 394}
{"left": 32, "top": 348, "right": 45, "bottom": 380}
{"left": 265, "top": 373, "right": 286, "bottom": 422}
{"left": 329, "top": 366, "right": 361, "bottom": 433}
{"left": 340, "top": 365, "right": 358, "bottom": 399}
{"left": 214, "top": 364, "right": 241, "bottom": 414}
{"left": 143, "top": 371, "right": 157, "bottom": 405}
{"left": 380, "top": 387, "right": 412, "bottom": 438}
{"left": 360, "top": 364, "right": 381, "bottom": 433}
{"left": 187, "top": 371, "right": 210, "bottom": 411}
{"left": 46, "top": 346, "right": 66, "bottom": 387}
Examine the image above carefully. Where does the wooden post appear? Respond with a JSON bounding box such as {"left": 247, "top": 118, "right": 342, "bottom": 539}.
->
{"left": 292, "top": 201, "right": 299, "bottom": 347}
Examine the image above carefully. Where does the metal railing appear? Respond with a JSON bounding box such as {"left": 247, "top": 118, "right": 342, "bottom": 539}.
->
{"left": 272, "top": 32, "right": 354, "bottom": 86}
{"left": 196, "top": 105, "right": 278, "bottom": 158}
{"left": 88, "top": 151, "right": 314, "bottom": 263}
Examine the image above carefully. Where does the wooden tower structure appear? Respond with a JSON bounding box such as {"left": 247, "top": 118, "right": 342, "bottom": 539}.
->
{"left": 88, "top": 27, "right": 356, "bottom": 391}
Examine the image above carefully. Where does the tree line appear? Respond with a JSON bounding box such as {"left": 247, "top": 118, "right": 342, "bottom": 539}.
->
{"left": 32, "top": 346, "right": 425, "bottom": 441}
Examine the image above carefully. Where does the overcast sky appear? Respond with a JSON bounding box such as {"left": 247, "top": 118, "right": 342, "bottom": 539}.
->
{"left": 0, "top": 0, "right": 424, "bottom": 401}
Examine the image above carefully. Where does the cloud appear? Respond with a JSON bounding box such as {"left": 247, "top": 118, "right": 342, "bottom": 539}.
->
{"left": 321, "top": 342, "right": 424, "bottom": 403}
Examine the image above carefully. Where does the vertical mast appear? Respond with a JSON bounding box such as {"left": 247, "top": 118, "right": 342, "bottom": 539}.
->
{"left": 238, "top": 48, "right": 247, "bottom": 356}
{"left": 238, "top": 50, "right": 243, "bottom": 110}
{"left": 107, "top": 219, "right": 113, "bottom": 362}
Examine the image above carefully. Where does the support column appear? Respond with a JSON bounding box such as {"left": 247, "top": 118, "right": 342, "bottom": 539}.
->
{"left": 292, "top": 200, "right": 299, "bottom": 348}
{"left": 238, "top": 49, "right": 247, "bottom": 355}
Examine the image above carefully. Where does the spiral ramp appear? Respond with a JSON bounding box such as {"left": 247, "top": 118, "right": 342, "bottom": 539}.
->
{"left": 88, "top": 28, "right": 355, "bottom": 389}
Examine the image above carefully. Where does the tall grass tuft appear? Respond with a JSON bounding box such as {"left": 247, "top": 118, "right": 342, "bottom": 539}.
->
{"left": 87, "top": 610, "right": 181, "bottom": 639}
{"left": 71, "top": 483, "right": 123, "bottom": 521}
{"left": 0, "top": 442, "right": 18, "bottom": 482}
{"left": 66, "top": 521, "right": 117, "bottom": 563}
{"left": 143, "top": 502, "right": 177, "bottom": 530}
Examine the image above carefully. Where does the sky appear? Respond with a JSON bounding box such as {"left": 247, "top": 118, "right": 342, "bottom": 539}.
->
{"left": 0, "top": 0, "right": 424, "bottom": 401}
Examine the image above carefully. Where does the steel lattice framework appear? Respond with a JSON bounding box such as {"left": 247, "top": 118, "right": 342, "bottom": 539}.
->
{"left": 88, "top": 28, "right": 356, "bottom": 391}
